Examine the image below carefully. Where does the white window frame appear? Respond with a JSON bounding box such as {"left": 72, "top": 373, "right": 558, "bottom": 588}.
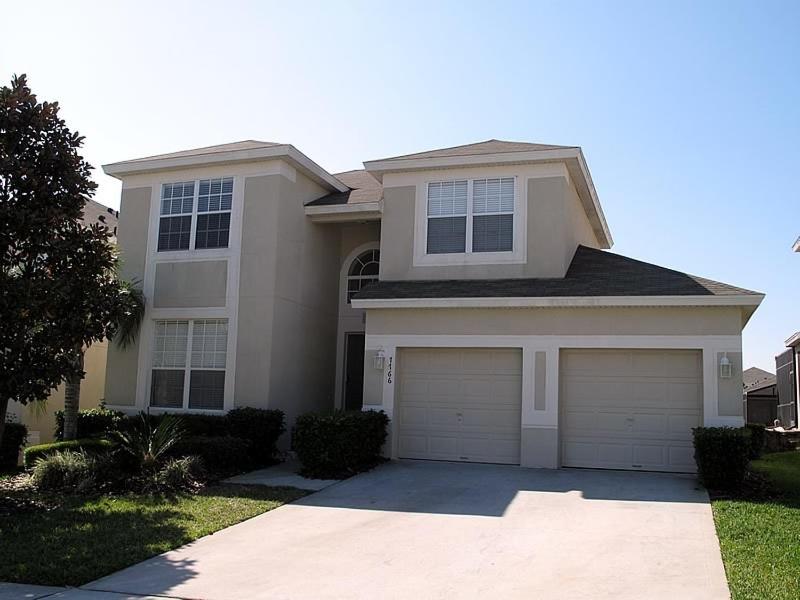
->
{"left": 150, "top": 318, "right": 228, "bottom": 411}
{"left": 346, "top": 248, "right": 381, "bottom": 304}
{"left": 414, "top": 174, "right": 526, "bottom": 267}
{"left": 157, "top": 177, "right": 234, "bottom": 254}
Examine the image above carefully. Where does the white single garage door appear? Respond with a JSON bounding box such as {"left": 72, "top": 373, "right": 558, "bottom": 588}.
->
{"left": 560, "top": 349, "right": 702, "bottom": 473}
{"left": 396, "top": 348, "right": 522, "bottom": 464}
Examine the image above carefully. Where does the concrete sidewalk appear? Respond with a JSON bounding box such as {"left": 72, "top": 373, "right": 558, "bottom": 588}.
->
{"left": 76, "top": 461, "right": 729, "bottom": 600}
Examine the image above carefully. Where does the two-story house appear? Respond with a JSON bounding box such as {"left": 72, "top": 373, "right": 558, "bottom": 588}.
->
{"left": 102, "top": 139, "right": 762, "bottom": 473}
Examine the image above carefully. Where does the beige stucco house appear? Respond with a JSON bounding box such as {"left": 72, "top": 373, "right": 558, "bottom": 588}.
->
{"left": 102, "top": 139, "right": 762, "bottom": 473}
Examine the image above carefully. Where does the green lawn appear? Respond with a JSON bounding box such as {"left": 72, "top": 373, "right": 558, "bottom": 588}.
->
{"left": 712, "top": 451, "right": 800, "bottom": 600}
{"left": 0, "top": 484, "right": 306, "bottom": 586}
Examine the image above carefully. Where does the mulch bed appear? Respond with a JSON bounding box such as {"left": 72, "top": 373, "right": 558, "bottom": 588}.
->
{"left": 0, "top": 472, "right": 62, "bottom": 516}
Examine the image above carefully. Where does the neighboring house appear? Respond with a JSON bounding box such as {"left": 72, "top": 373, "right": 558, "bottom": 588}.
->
{"left": 7, "top": 200, "right": 119, "bottom": 444}
{"left": 101, "top": 139, "right": 763, "bottom": 473}
{"left": 776, "top": 333, "right": 800, "bottom": 429}
{"left": 742, "top": 366, "right": 778, "bottom": 425}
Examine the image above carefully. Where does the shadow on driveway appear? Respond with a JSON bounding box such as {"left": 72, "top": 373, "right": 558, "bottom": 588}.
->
{"left": 295, "top": 459, "right": 708, "bottom": 517}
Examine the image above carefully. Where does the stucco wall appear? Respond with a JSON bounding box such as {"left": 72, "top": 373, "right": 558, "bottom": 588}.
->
{"left": 153, "top": 260, "right": 227, "bottom": 308}
{"left": 717, "top": 351, "right": 744, "bottom": 416}
{"left": 378, "top": 168, "right": 600, "bottom": 281}
{"left": 366, "top": 306, "right": 744, "bottom": 337}
{"left": 105, "top": 186, "right": 151, "bottom": 406}
{"left": 234, "top": 172, "right": 340, "bottom": 436}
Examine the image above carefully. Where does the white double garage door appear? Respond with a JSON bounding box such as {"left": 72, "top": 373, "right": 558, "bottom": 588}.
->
{"left": 396, "top": 347, "right": 702, "bottom": 472}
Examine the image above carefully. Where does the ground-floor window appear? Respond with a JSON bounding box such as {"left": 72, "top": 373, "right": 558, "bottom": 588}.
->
{"left": 150, "top": 318, "right": 227, "bottom": 410}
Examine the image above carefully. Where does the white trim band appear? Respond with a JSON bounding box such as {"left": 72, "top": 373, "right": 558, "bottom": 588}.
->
{"left": 351, "top": 294, "right": 765, "bottom": 309}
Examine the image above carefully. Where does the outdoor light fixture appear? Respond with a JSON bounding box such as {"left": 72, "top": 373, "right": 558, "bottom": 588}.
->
{"left": 373, "top": 347, "right": 386, "bottom": 370}
{"left": 719, "top": 353, "right": 732, "bottom": 379}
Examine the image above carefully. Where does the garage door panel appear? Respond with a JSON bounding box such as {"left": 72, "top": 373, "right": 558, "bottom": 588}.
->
{"left": 562, "top": 438, "right": 633, "bottom": 469}
{"left": 666, "top": 414, "right": 700, "bottom": 439}
{"left": 397, "top": 348, "right": 522, "bottom": 465}
{"left": 561, "top": 349, "right": 702, "bottom": 473}
{"left": 461, "top": 407, "right": 520, "bottom": 429}
{"left": 461, "top": 436, "right": 520, "bottom": 463}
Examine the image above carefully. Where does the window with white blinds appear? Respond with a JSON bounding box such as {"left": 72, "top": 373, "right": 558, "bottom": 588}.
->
{"left": 472, "top": 178, "right": 514, "bottom": 252}
{"left": 158, "top": 177, "right": 233, "bottom": 252}
{"left": 151, "top": 319, "right": 227, "bottom": 410}
{"left": 426, "top": 177, "right": 514, "bottom": 254}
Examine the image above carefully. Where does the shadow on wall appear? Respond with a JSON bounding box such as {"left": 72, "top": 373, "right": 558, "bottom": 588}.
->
{"left": 293, "top": 459, "right": 708, "bottom": 518}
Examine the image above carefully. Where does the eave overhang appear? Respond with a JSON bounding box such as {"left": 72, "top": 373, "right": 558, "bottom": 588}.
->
{"left": 103, "top": 145, "right": 348, "bottom": 193}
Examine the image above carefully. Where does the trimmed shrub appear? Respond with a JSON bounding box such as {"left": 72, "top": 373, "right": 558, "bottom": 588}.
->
{"left": 55, "top": 405, "right": 124, "bottom": 440}
{"left": 293, "top": 410, "right": 389, "bottom": 479}
{"left": 31, "top": 450, "right": 94, "bottom": 491}
{"left": 24, "top": 438, "right": 114, "bottom": 469}
{"left": 124, "top": 412, "right": 228, "bottom": 437}
{"left": 745, "top": 423, "right": 767, "bottom": 459}
{"left": 1, "top": 422, "right": 28, "bottom": 470}
{"left": 169, "top": 436, "right": 252, "bottom": 477}
{"left": 692, "top": 427, "right": 752, "bottom": 490}
{"left": 226, "top": 408, "right": 286, "bottom": 465}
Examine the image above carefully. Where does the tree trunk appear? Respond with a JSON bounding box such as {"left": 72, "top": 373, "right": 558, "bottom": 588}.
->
{"left": 62, "top": 350, "right": 85, "bottom": 441}
{"left": 0, "top": 396, "right": 8, "bottom": 452}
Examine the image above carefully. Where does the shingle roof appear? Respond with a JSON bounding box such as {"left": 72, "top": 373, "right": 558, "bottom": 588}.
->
{"left": 306, "top": 169, "right": 383, "bottom": 206}
{"left": 125, "top": 140, "right": 283, "bottom": 163}
{"left": 372, "top": 139, "right": 577, "bottom": 162}
{"left": 743, "top": 367, "right": 777, "bottom": 392}
{"left": 81, "top": 198, "right": 119, "bottom": 235}
{"left": 355, "top": 245, "right": 761, "bottom": 300}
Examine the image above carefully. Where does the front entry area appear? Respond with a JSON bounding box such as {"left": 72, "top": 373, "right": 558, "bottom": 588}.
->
{"left": 560, "top": 348, "right": 703, "bottom": 473}
{"left": 395, "top": 348, "right": 522, "bottom": 464}
{"left": 343, "top": 333, "right": 365, "bottom": 411}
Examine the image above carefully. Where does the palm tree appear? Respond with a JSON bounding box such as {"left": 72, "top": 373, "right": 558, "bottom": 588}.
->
{"left": 62, "top": 281, "right": 145, "bottom": 440}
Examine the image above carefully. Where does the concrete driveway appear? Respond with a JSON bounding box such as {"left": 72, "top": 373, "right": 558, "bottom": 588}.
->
{"left": 78, "top": 461, "right": 729, "bottom": 600}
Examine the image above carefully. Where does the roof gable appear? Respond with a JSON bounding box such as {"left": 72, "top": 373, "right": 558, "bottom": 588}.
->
{"left": 371, "top": 139, "right": 578, "bottom": 162}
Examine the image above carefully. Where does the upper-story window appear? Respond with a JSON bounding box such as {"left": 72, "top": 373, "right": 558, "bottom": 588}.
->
{"left": 426, "top": 177, "right": 514, "bottom": 254}
{"left": 347, "top": 249, "right": 380, "bottom": 303}
{"left": 158, "top": 177, "right": 233, "bottom": 252}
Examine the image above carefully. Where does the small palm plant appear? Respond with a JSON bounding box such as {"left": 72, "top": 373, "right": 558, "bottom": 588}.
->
{"left": 114, "top": 412, "right": 186, "bottom": 471}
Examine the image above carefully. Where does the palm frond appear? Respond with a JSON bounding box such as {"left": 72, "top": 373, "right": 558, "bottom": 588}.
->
{"left": 113, "top": 279, "right": 145, "bottom": 349}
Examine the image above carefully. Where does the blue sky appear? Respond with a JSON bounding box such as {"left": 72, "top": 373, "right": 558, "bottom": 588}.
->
{"left": 2, "top": 0, "right": 798, "bottom": 371}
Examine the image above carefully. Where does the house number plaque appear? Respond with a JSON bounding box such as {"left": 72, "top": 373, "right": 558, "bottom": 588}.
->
{"left": 386, "top": 357, "right": 393, "bottom": 384}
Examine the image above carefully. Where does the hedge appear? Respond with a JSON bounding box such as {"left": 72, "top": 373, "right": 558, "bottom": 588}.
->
{"left": 293, "top": 410, "right": 389, "bottom": 479}
{"left": 169, "top": 435, "right": 252, "bottom": 476}
{"left": 23, "top": 438, "right": 115, "bottom": 469}
{"left": 55, "top": 406, "right": 124, "bottom": 440}
{"left": 1, "top": 422, "right": 28, "bottom": 470}
{"left": 226, "top": 407, "right": 285, "bottom": 465}
{"left": 129, "top": 412, "right": 229, "bottom": 437}
{"left": 744, "top": 423, "right": 767, "bottom": 459}
{"left": 692, "top": 427, "right": 752, "bottom": 490}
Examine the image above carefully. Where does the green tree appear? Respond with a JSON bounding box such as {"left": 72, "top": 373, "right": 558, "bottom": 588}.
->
{"left": 0, "top": 74, "right": 142, "bottom": 446}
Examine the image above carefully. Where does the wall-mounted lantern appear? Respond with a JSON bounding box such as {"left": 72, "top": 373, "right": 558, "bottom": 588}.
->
{"left": 719, "top": 353, "right": 732, "bottom": 379}
{"left": 373, "top": 347, "right": 386, "bottom": 371}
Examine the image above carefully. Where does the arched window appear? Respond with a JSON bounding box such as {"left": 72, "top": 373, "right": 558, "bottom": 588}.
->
{"left": 347, "top": 249, "right": 380, "bottom": 303}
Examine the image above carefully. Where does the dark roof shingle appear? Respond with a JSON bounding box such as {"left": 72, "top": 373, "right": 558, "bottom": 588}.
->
{"left": 308, "top": 169, "right": 383, "bottom": 206}
{"left": 355, "top": 246, "right": 761, "bottom": 300}
{"left": 743, "top": 367, "right": 776, "bottom": 392}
